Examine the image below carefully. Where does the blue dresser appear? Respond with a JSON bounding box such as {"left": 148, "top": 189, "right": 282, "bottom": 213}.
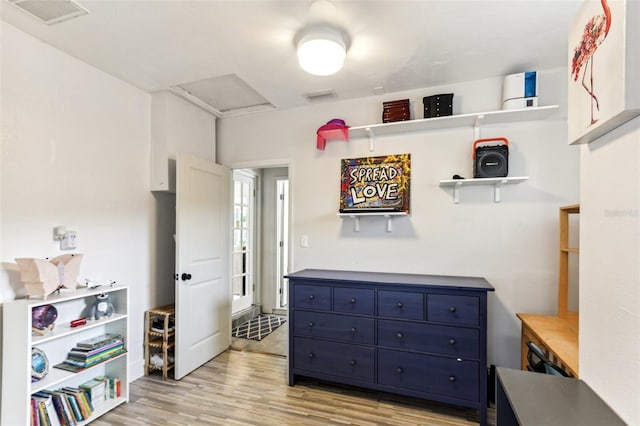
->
{"left": 286, "top": 269, "right": 494, "bottom": 426}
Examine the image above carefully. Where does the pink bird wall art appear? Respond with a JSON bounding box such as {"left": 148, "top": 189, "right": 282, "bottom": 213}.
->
{"left": 571, "top": 0, "right": 612, "bottom": 125}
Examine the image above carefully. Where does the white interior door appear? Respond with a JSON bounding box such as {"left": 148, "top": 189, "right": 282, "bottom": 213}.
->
{"left": 276, "top": 178, "right": 289, "bottom": 309}
{"left": 175, "top": 153, "right": 230, "bottom": 380}
{"left": 231, "top": 171, "right": 256, "bottom": 314}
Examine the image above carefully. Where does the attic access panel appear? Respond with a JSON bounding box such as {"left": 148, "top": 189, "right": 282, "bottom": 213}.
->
{"left": 176, "top": 74, "right": 273, "bottom": 116}
{"left": 8, "top": 0, "right": 88, "bottom": 25}
{"left": 339, "top": 154, "right": 411, "bottom": 214}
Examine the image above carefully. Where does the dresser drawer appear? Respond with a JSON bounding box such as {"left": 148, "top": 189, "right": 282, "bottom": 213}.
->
{"left": 294, "top": 311, "right": 374, "bottom": 344}
{"left": 378, "top": 349, "right": 479, "bottom": 401}
{"left": 293, "top": 284, "right": 331, "bottom": 310}
{"left": 333, "top": 287, "right": 375, "bottom": 315}
{"left": 427, "top": 294, "right": 479, "bottom": 326}
{"left": 378, "top": 290, "right": 424, "bottom": 320}
{"left": 294, "top": 337, "right": 375, "bottom": 383}
{"left": 378, "top": 320, "right": 479, "bottom": 358}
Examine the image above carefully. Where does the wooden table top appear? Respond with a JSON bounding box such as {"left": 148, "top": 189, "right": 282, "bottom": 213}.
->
{"left": 516, "top": 313, "right": 579, "bottom": 377}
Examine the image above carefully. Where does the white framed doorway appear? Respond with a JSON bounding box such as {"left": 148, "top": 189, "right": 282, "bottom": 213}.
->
{"left": 231, "top": 170, "right": 256, "bottom": 315}
{"left": 228, "top": 160, "right": 292, "bottom": 322}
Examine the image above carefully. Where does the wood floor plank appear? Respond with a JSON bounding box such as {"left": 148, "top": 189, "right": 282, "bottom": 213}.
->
{"left": 94, "top": 350, "right": 495, "bottom": 425}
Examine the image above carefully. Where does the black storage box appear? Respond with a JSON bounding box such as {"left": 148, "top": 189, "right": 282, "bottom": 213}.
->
{"left": 423, "top": 93, "right": 453, "bottom": 118}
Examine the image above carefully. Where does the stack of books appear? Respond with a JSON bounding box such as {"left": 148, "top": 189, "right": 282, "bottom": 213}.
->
{"left": 55, "top": 333, "right": 125, "bottom": 372}
{"left": 30, "top": 375, "right": 121, "bottom": 425}
{"left": 96, "top": 376, "right": 122, "bottom": 399}
{"left": 31, "top": 387, "right": 93, "bottom": 426}
{"left": 79, "top": 378, "right": 106, "bottom": 408}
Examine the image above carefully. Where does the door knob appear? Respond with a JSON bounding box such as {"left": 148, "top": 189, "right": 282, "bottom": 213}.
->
{"left": 181, "top": 273, "right": 192, "bottom": 281}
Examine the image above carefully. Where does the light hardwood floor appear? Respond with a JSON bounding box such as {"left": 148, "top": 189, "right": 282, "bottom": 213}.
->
{"left": 94, "top": 349, "right": 495, "bottom": 425}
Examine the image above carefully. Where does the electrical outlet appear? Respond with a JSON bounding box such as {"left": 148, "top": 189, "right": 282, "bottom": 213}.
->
{"left": 300, "top": 235, "right": 309, "bottom": 248}
{"left": 60, "top": 231, "right": 78, "bottom": 250}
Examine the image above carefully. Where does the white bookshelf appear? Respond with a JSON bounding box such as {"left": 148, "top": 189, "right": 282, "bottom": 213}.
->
{"left": 1, "top": 285, "right": 129, "bottom": 426}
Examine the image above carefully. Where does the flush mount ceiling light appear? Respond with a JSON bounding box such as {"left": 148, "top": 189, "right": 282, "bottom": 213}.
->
{"left": 295, "top": 25, "right": 349, "bottom": 76}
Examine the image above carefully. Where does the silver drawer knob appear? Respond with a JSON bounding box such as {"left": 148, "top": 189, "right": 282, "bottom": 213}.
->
{"left": 449, "top": 376, "right": 456, "bottom": 382}
{"left": 351, "top": 327, "right": 357, "bottom": 334}
{"left": 396, "top": 367, "right": 403, "bottom": 374}
{"left": 308, "top": 322, "right": 315, "bottom": 327}
{"left": 396, "top": 332, "right": 404, "bottom": 339}
{"left": 449, "top": 306, "right": 456, "bottom": 313}
{"left": 308, "top": 352, "right": 315, "bottom": 359}
{"left": 449, "top": 338, "right": 456, "bottom": 345}
{"left": 397, "top": 302, "right": 403, "bottom": 308}
{"left": 350, "top": 298, "right": 357, "bottom": 304}
{"left": 309, "top": 295, "right": 315, "bottom": 301}
{"left": 350, "top": 359, "right": 357, "bottom": 366}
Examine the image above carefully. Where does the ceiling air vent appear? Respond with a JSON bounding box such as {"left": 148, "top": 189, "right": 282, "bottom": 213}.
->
{"left": 305, "top": 89, "right": 337, "bottom": 103}
{"left": 8, "top": 0, "right": 89, "bottom": 25}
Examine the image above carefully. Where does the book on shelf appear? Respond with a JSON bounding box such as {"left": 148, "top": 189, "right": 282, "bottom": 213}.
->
{"left": 40, "top": 390, "right": 77, "bottom": 426}
{"left": 52, "top": 362, "right": 85, "bottom": 373}
{"left": 79, "top": 378, "right": 106, "bottom": 407}
{"left": 65, "top": 345, "right": 125, "bottom": 366}
{"left": 32, "top": 391, "right": 62, "bottom": 426}
{"left": 54, "top": 348, "right": 126, "bottom": 372}
{"left": 75, "top": 333, "right": 123, "bottom": 350}
{"left": 35, "top": 400, "right": 49, "bottom": 426}
{"left": 60, "top": 387, "right": 93, "bottom": 420}
{"left": 67, "top": 339, "right": 124, "bottom": 358}
{"left": 94, "top": 376, "right": 121, "bottom": 399}
{"left": 58, "top": 391, "right": 76, "bottom": 426}
{"left": 31, "top": 397, "right": 39, "bottom": 426}
{"left": 60, "top": 392, "right": 82, "bottom": 423}
{"left": 78, "top": 392, "right": 93, "bottom": 419}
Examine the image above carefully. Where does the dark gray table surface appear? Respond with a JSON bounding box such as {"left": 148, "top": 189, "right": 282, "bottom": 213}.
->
{"left": 496, "top": 367, "right": 625, "bottom": 426}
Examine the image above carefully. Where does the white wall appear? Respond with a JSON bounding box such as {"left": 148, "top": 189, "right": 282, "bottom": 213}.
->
{"left": 0, "top": 23, "right": 153, "bottom": 379}
{"left": 218, "top": 68, "right": 580, "bottom": 368}
{"left": 579, "top": 116, "right": 640, "bottom": 424}
{"left": 1, "top": 24, "right": 218, "bottom": 394}
{"left": 150, "top": 91, "right": 216, "bottom": 191}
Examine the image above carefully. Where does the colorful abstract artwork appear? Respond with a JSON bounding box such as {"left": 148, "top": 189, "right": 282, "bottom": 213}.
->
{"left": 339, "top": 154, "right": 410, "bottom": 213}
{"left": 568, "top": 0, "right": 640, "bottom": 144}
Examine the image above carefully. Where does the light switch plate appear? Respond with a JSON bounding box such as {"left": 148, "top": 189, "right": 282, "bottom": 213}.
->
{"left": 60, "top": 231, "right": 78, "bottom": 250}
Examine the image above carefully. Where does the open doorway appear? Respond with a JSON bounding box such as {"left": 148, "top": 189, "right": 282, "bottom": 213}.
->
{"left": 231, "top": 170, "right": 256, "bottom": 316}
{"left": 230, "top": 166, "right": 290, "bottom": 356}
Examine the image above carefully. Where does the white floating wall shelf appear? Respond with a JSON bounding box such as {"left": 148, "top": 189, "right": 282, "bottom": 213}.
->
{"left": 338, "top": 212, "right": 408, "bottom": 232}
{"left": 439, "top": 177, "right": 529, "bottom": 204}
{"left": 348, "top": 105, "right": 559, "bottom": 151}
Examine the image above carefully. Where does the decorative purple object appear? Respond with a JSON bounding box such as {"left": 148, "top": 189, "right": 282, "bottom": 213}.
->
{"left": 32, "top": 304, "right": 58, "bottom": 330}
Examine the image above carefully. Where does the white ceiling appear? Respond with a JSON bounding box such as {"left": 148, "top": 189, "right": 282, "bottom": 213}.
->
{"left": 1, "top": 0, "right": 582, "bottom": 116}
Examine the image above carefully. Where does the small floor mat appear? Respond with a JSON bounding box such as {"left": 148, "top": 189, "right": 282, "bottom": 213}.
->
{"left": 232, "top": 315, "right": 287, "bottom": 341}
